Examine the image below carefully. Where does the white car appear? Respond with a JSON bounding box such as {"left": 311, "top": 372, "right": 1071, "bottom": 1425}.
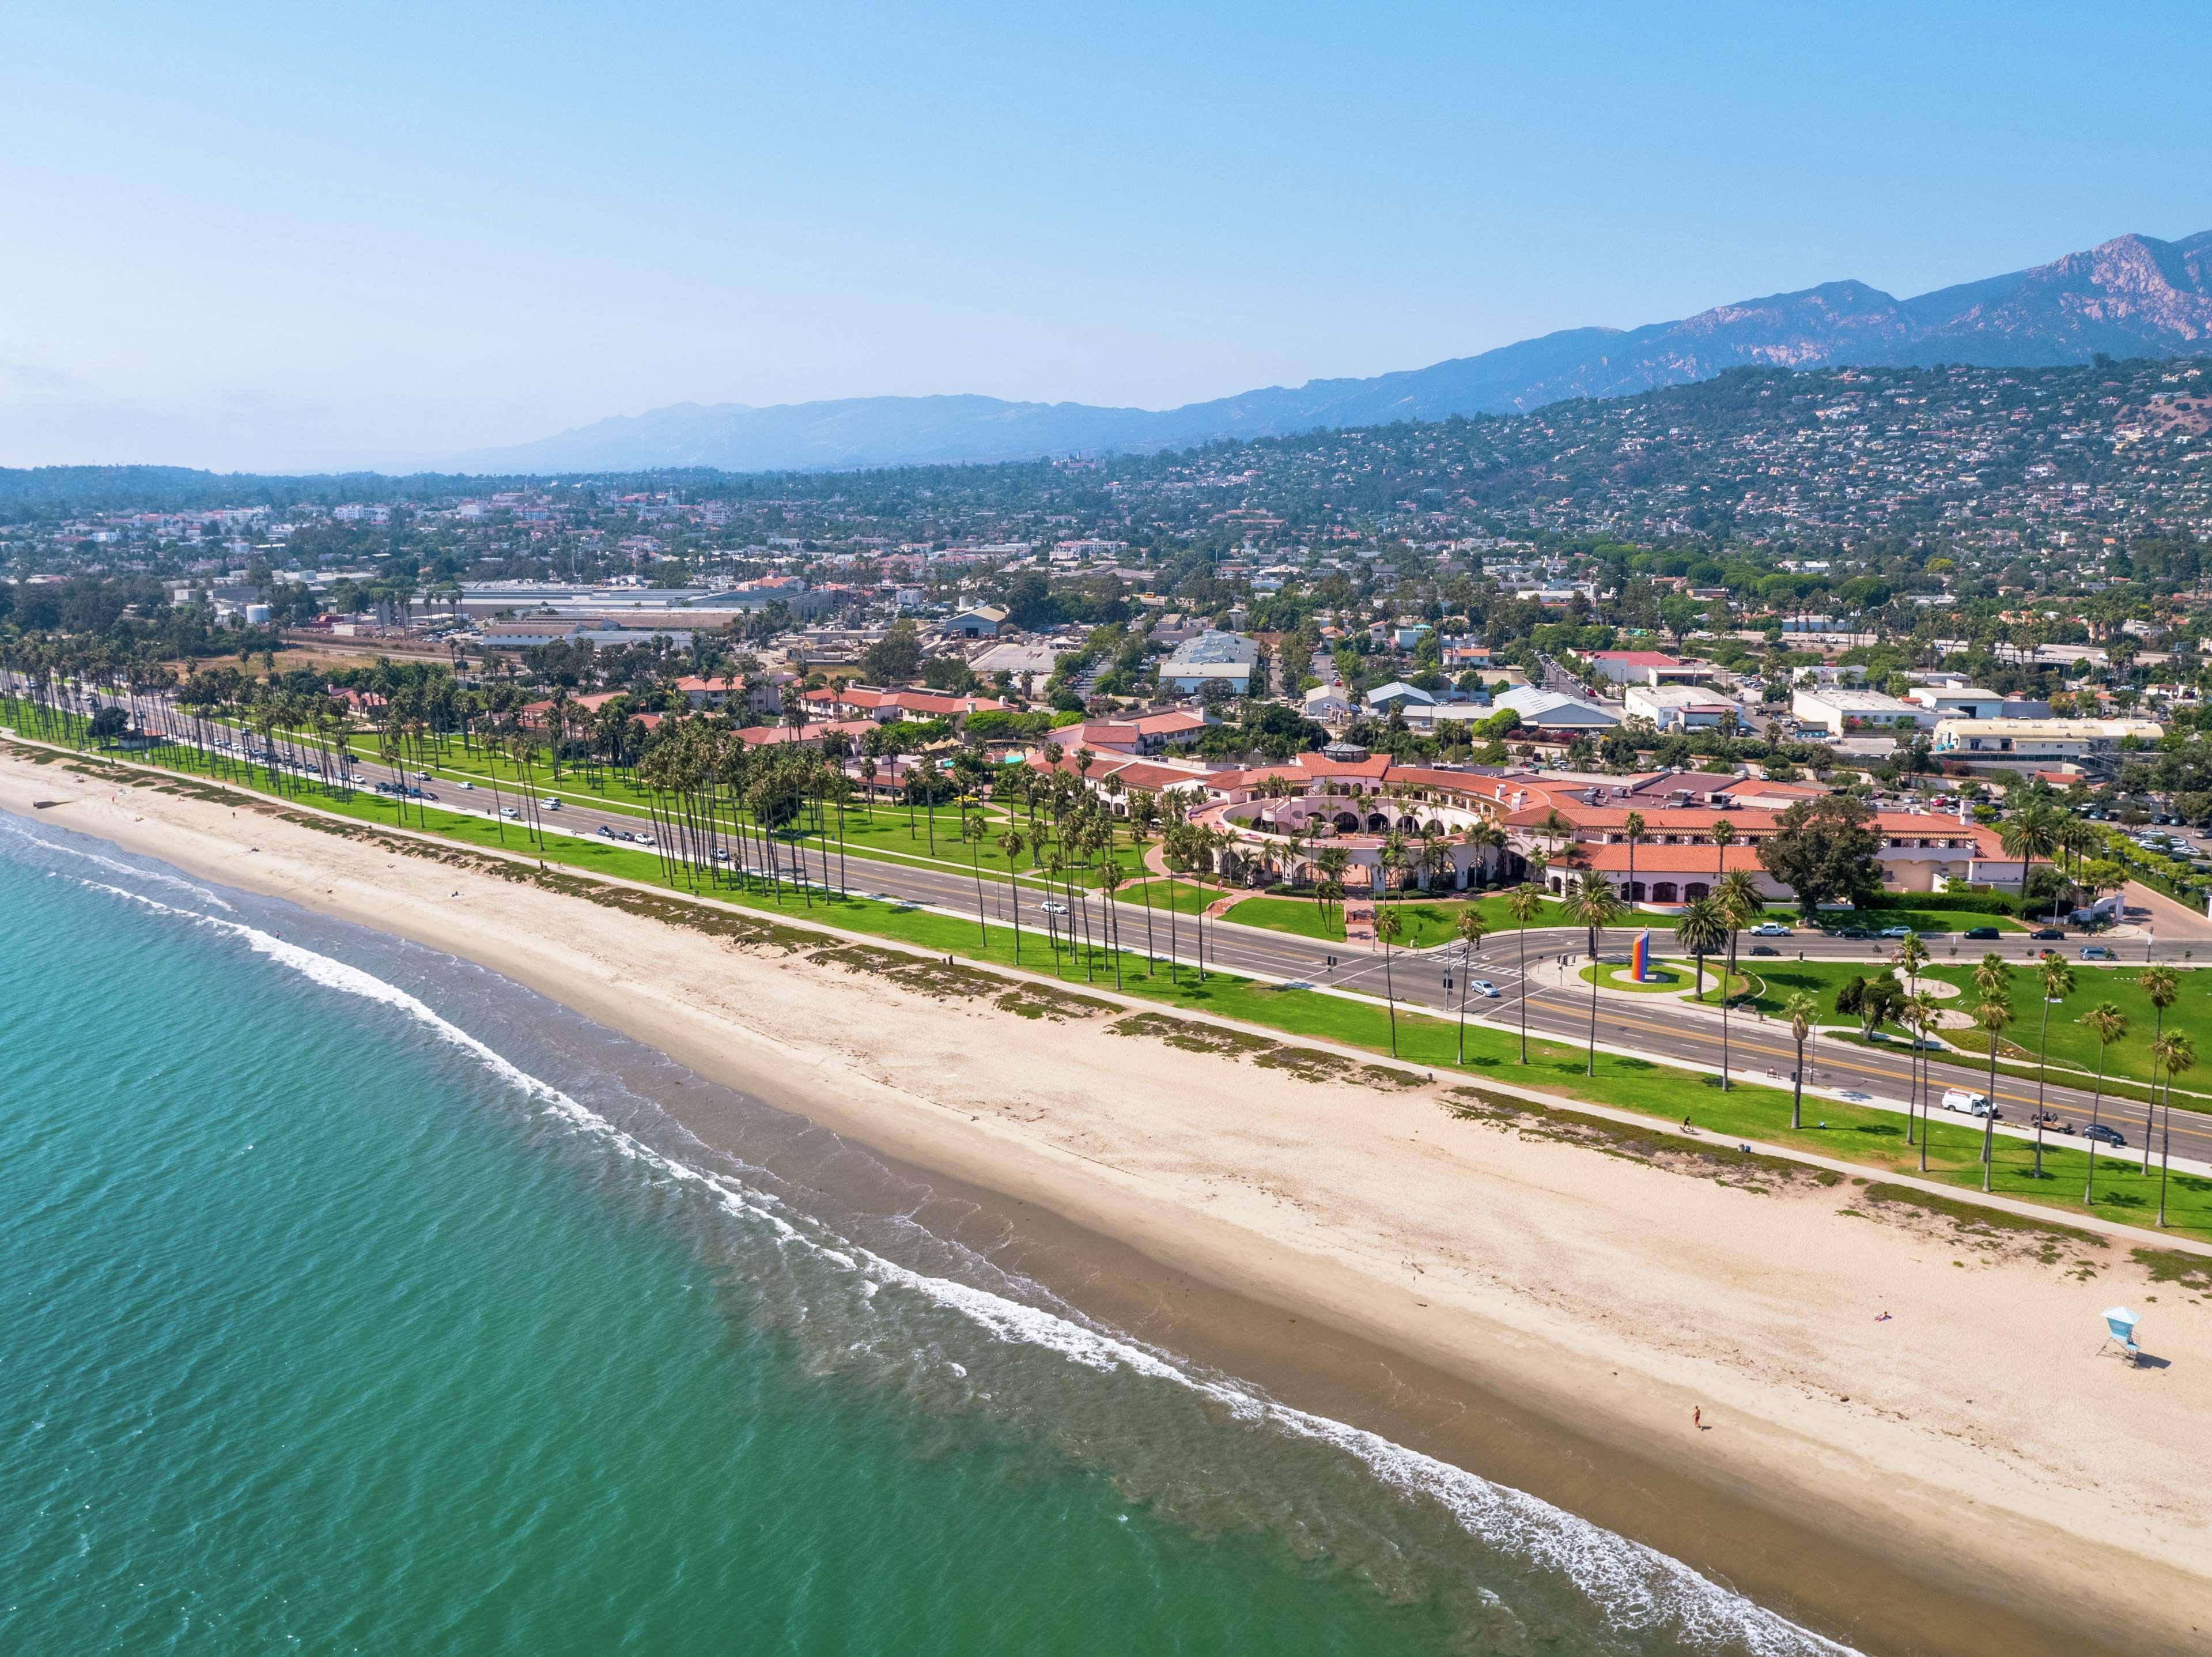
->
{"left": 500, "top": 807, "right": 521, "bottom": 821}
{"left": 457, "top": 780, "right": 474, "bottom": 790}
{"left": 1039, "top": 900, "right": 1069, "bottom": 915}
{"left": 1752, "top": 922, "right": 1793, "bottom": 937}
{"left": 1467, "top": 979, "right": 1500, "bottom": 998}
{"left": 1941, "top": 1088, "right": 1996, "bottom": 1117}
{"left": 540, "top": 798, "right": 561, "bottom": 810}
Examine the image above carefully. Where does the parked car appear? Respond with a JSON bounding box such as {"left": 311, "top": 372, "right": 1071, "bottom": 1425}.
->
{"left": 500, "top": 807, "right": 521, "bottom": 821}
{"left": 1752, "top": 922, "right": 1793, "bottom": 937}
{"left": 1962, "top": 926, "right": 2001, "bottom": 940}
{"left": 2079, "top": 945, "right": 2115, "bottom": 961}
{"left": 1749, "top": 945, "right": 1779, "bottom": 957}
{"left": 1878, "top": 925, "right": 1913, "bottom": 939}
{"left": 2030, "top": 928, "right": 2064, "bottom": 941}
{"left": 2082, "top": 1122, "right": 2127, "bottom": 1148}
{"left": 1468, "top": 979, "right": 1500, "bottom": 998}
{"left": 1941, "top": 1088, "right": 1997, "bottom": 1118}
{"left": 596, "top": 825, "right": 616, "bottom": 838}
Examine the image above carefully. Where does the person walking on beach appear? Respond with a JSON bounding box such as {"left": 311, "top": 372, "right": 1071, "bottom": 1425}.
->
{"left": 1692, "top": 1406, "right": 1703, "bottom": 1430}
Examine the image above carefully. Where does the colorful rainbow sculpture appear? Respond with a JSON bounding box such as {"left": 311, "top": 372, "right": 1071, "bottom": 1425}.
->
{"left": 1632, "top": 930, "right": 1653, "bottom": 982}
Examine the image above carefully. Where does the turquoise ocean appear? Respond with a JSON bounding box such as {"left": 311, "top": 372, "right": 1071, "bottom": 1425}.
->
{"left": 0, "top": 809, "right": 1854, "bottom": 1655}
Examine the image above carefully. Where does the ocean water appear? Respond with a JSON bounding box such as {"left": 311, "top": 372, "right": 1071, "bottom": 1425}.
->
{"left": 0, "top": 810, "right": 1855, "bottom": 1656}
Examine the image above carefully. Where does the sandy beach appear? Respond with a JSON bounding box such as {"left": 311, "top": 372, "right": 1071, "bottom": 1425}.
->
{"left": 8, "top": 746, "right": 2209, "bottom": 1656}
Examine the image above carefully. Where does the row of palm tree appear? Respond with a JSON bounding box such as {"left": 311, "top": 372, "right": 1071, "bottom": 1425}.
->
{"left": 1876, "top": 942, "right": 2193, "bottom": 1222}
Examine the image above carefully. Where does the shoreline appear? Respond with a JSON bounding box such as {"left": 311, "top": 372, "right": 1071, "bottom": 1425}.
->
{"left": 9, "top": 750, "right": 2209, "bottom": 1655}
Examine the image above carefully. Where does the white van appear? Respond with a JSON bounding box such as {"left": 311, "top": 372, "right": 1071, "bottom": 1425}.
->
{"left": 1941, "top": 1088, "right": 1995, "bottom": 1117}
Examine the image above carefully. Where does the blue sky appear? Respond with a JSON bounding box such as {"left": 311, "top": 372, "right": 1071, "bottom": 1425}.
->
{"left": 3, "top": 1, "right": 2206, "bottom": 470}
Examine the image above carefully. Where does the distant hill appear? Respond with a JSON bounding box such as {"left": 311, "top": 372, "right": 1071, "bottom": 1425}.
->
{"left": 449, "top": 229, "right": 2212, "bottom": 475}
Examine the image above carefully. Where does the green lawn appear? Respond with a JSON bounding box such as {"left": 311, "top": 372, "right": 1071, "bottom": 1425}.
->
{"left": 1225, "top": 891, "right": 1587, "bottom": 948}
{"left": 17, "top": 705, "right": 2212, "bottom": 1242}
{"left": 1722, "top": 957, "right": 2212, "bottom": 1099}
{"left": 1577, "top": 961, "right": 1752, "bottom": 1000}
{"left": 349, "top": 729, "right": 1155, "bottom": 889}
{"left": 1113, "top": 879, "right": 1219, "bottom": 918}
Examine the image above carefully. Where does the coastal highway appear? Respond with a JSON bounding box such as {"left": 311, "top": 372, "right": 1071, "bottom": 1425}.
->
{"left": 17, "top": 686, "right": 2212, "bottom": 1170}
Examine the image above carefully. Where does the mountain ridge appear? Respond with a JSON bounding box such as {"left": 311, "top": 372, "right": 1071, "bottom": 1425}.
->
{"left": 451, "top": 229, "right": 2212, "bottom": 475}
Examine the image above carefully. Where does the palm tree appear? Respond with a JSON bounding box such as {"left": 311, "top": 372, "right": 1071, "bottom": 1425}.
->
{"left": 1999, "top": 802, "right": 2062, "bottom": 916}
{"left": 996, "top": 827, "right": 1027, "bottom": 961}
{"left": 1421, "top": 832, "right": 1452, "bottom": 896}
{"left": 1673, "top": 896, "right": 1727, "bottom": 999}
{"left": 1891, "top": 931, "right": 1929, "bottom": 995}
{"left": 1378, "top": 831, "right": 1408, "bottom": 904}
{"left": 2137, "top": 965, "right": 2179, "bottom": 1173}
{"left": 2156, "top": 1032, "right": 2194, "bottom": 1227}
{"left": 1621, "top": 809, "right": 1646, "bottom": 911}
{"left": 1454, "top": 908, "right": 1488, "bottom": 1065}
{"left": 1970, "top": 994, "right": 2015, "bottom": 1191}
{"left": 1536, "top": 807, "right": 1572, "bottom": 870}
{"left": 1317, "top": 846, "right": 1351, "bottom": 937}
{"left": 1097, "top": 863, "right": 1126, "bottom": 990}
{"left": 1707, "top": 818, "right": 1735, "bottom": 897}
{"left": 1714, "top": 869, "right": 1765, "bottom": 1089}
{"left": 1375, "top": 907, "right": 1404, "bottom": 1057}
{"left": 2056, "top": 815, "right": 2097, "bottom": 888}
{"left": 961, "top": 805, "right": 990, "bottom": 946}
{"left": 1905, "top": 992, "right": 1941, "bottom": 1168}
{"left": 1504, "top": 882, "right": 1546, "bottom": 1064}
{"left": 2028, "top": 956, "right": 2074, "bottom": 1179}
{"left": 1784, "top": 991, "right": 1818, "bottom": 1130}
{"left": 1563, "top": 873, "right": 1623, "bottom": 1076}
{"left": 2078, "top": 1002, "right": 2127, "bottom": 1203}
{"left": 1888, "top": 932, "right": 1931, "bottom": 1141}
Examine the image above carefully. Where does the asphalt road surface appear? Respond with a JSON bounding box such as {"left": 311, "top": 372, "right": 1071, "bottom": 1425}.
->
{"left": 17, "top": 682, "right": 2211, "bottom": 1172}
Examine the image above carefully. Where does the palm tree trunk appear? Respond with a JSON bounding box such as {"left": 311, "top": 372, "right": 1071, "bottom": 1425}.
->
{"left": 2085, "top": 1052, "right": 2107, "bottom": 1203}
{"left": 1720, "top": 933, "right": 1736, "bottom": 1090}
{"left": 1382, "top": 938, "right": 1397, "bottom": 1057}
{"left": 1456, "top": 941, "right": 1469, "bottom": 1065}
{"left": 2033, "top": 999, "right": 2052, "bottom": 1178}
{"left": 2157, "top": 1091, "right": 2173, "bottom": 1227}
{"left": 2145, "top": 1011, "right": 2163, "bottom": 1173}
{"left": 1982, "top": 1038, "right": 2001, "bottom": 1191}
{"left": 1516, "top": 923, "right": 1529, "bottom": 1063}
{"left": 1585, "top": 934, "right": 1600, "bottom": 1077}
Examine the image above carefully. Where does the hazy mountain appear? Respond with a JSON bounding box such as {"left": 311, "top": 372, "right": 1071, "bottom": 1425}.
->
{"left": 450, "top": 230, "right": 2212, "bottom": 475}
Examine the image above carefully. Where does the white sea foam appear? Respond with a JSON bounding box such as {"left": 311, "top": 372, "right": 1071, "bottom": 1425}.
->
{"left": 0, "top": 817, "right": 234, "bottom": 908}
{"left": 68, "top": 871, "right": 1855, "bottom": 1655}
